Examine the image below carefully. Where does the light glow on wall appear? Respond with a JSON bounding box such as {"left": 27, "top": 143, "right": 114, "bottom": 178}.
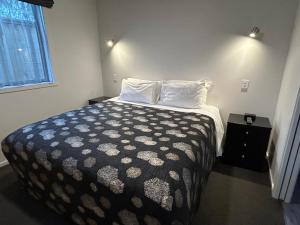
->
{"left": 106, "top": 40, "right": 115, "bottom": 47}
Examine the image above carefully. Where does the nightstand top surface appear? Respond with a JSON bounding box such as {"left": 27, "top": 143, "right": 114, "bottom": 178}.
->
{"left": 228, "top": 113, "right": 272, "bottom": 129}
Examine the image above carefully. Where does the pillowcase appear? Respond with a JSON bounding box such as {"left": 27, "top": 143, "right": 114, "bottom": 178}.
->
{"left": 127, "top": 78, "right": 162, "bottom": 102}
{"left": 119, "top": 79, "right": 158, "bottom": 104}
{"left": 199, "top": 86, "right": 208, "bottom": 105}
{"left": 158, "top": 80, "right": 207, "bottom": 108}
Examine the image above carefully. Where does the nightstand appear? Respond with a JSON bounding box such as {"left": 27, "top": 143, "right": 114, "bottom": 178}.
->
{"left": 222, "top": 113, "right": 272, "bottom": 172}
{"left": 88, "top": 96, "right": 111, "bottom": 105}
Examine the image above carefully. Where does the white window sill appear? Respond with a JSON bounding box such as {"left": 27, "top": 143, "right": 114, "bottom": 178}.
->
{"left": 0, "top": 82, "right": 58, "bottom": 94}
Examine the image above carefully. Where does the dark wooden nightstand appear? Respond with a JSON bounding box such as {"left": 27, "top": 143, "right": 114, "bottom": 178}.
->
{"left": 88, "top": 96, "right": 111, "bottom": 105}
{"left": 222, "top": 113, "right": 272, "bottom": 172}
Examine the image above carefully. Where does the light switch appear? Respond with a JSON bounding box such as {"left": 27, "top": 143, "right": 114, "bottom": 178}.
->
{"left": 241, "top": 79, "right": 250, "bottom": 92}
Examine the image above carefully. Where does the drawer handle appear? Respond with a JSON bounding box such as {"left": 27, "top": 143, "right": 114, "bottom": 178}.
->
{"left": 245, "top": 131, "right": 249, "bottom": 135}
{"left": 241, "top": 154, "right": 245, "bottom": 159}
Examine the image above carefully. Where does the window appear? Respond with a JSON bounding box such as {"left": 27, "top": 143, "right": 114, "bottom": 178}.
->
{"left": 0, "top": 0, "right": 54, "bottom": 89}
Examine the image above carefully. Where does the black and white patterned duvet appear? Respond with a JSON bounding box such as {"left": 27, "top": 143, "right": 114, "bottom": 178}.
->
{"left": 1, "top": 101, "right": 216, "bottom": 225}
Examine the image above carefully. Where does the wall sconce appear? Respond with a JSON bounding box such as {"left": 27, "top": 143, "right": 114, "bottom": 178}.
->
{"left": 249, "top": 27, "right": 260, "bottom": 38}
{"left": 106, "top": 39, "right": 115, "bottom": 48}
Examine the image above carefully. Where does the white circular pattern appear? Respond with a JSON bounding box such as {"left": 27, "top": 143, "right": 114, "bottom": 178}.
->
{"left": 95, "top": 126, "right": 104, "bottom": 130}
{"left": 169, "top": 171, "right": 180, "bottom": 181}
{"left": 87, "top": 218, "right": 97, "bottom": 225}
{"left": 144, "top": 177, "right": 171, "bottom": 211}
{"left": 32, "top": 163, "right": 39, "bottom": 170}
{"left": 137, "top": 151, "right": 158, "bottom": 161}
{"left": 26, "top": 134, "right": 34, "bottom": 140}
{"left": 144, "top": 140, "right": 157, "bottom": 146}
{"left": 149, "top": 158, "right": 164, "bottom": 166}
{"left": 126, "top": 167, "right": 142, "bottom": 178}
{"left": 65, "top": 184, "right": 76, "bottom": 195}
{"left": 144, "top": 215, "right": 161, "bottom": 225}
{"left": 124, "top": 145, "right": 136, "bottom": 151}
{"left": 98, "top": 143, "right": 120, "bottom": 156}
{"left": 118, "top": 210, "right": 139, "bottom": 225}
{"left": 89, "top": 138, "right": 100, "bottom": 143}
{"left": 106, "top": 148, "right": 120, "bottom": 156}
{"left": 100, "top": 196, "right": 111, "bottom": 209}
{"left": 49, "top": 193, "right": 56, "bottom": 200}
{"left": 121, "top": 140, "right": 130, "bottom": 144}
{"left": 131, "top": 196, "right": 143, "bottom": 208}
{"left": 82, "top": 149, "right": 92, "bottom": 155}
{"left": 50, "top": 141, "right": 59, "bottom": 147}
{"left": 78, "top": 206, "right": 85, "bottom": 213}
{"left": 57, "top": 173, "right": 64, "bottom": 181}
{"left": 121, "top": 157, "right": 132, "bottom": 164}
{"left": 90, "top": 183, "right": 98, "bottom": 192}
{"left": 160, "top": 146, "right": 169, "bottom": 151}
{"left": 191, "top": 140, "right": 199, "bottom": 147}
{"left": 175, "top": 189, "right": 183, "bottom": 208}
{"left": 159, "top": 137, "right": 170, "bottom": 142}
{"left": 187, "top": 131, "right": 197, "bottom": 135}
{"left": 166, "top": 153, "right": 180, "bottom": 161}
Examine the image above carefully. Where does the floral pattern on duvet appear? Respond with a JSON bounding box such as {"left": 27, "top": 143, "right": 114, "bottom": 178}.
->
{"left": 1, "top": 101, "right": 216, "bottom": 225}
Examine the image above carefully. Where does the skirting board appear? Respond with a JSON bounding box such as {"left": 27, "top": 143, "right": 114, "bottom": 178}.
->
{"left": 0, "top": 160, "right": 9, "bottom": 168}
{"left": 269, "top": 169, "right": 274, "bottom": 190}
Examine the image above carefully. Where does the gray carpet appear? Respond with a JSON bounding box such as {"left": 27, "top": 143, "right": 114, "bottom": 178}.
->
{"left": 196, "top": 163, "right": 284, "bottom": 225}
{"left": 0, "top": 162, "right": 284, "bottom": 225}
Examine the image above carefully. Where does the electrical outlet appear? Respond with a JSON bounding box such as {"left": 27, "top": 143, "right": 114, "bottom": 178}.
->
{"left": 113, "top": 74, "right": 118, "bottom": 83}
{"left": 241, "top": 79, "right": 250, "bottom": 92}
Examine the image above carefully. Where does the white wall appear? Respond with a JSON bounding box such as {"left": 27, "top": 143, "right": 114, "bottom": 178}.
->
{"left": 97, "top": 0, "right": 298, "bottom": 123}
{"left": 0, "top": 0, "right": 103, "bottom": 164}
{"left": 271, "top": 1, "right": 300, "bottom": 197}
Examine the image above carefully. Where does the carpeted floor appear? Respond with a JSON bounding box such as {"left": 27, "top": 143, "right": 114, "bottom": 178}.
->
{"left": 0, "top": 162, "right": 284, "bottom": 225}
{"left": 195, "top": 162, "right": 284, "bottom": 225}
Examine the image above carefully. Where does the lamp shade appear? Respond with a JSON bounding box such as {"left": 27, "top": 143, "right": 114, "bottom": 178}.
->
{"left": 249, "top": 27, "right": 260, "bottom": 38}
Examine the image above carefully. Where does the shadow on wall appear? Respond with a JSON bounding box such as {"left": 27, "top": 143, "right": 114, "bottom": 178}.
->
{"left": 105, "top": 34, "right": 267, "bottom": 108}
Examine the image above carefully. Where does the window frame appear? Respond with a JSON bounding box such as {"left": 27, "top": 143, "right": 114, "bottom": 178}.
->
{"left": 0, "top": 3, "right": 55, "bottom": 93}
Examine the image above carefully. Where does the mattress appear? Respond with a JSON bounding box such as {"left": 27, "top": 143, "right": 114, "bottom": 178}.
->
{"left": 1, "top": 100, "right": 219, "bottom": 225}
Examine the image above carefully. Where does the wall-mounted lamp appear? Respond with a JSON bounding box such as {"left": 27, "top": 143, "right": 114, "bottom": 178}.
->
{"left": 106, "top": 39, "right": 115, "bottom": 48}
{"left": 249, "top": 27, "right": 260, "bottom": 38}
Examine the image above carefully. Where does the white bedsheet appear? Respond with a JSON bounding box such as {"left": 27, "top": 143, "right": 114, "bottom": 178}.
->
{"left": 108, "top": 97, "right": 224, "bottom": 156}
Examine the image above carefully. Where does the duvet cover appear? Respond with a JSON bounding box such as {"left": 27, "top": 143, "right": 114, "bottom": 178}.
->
{"left": 1, "top": 101, "right": 216, "bottom": 225}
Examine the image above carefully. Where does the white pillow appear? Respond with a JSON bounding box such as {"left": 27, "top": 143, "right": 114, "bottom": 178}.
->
{"left": 127, "top": 78, "right": 162, "bottom": 102}
{"left": 119, "top": 79, "right": 157, "bottom": 104}
{"left": 199, "top": 86, "right": 208, "bottom": 105}
{"left": 158, "top": 80, "right": 207, "bottom": 108}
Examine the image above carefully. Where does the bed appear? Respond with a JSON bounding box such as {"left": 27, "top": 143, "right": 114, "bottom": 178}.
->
{"left": 1, "top": 97, "right": 224, "bottom": 225}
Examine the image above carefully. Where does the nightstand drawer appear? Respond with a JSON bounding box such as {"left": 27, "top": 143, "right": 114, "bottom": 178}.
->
{"left": 226, "top": 124, "right": 269, "bottom": 150}
{"left": 236, "top": 151, "right": 265, "bottom": 171}
{"left": 227, "top": 124, "right": 256, "bottom": 139}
